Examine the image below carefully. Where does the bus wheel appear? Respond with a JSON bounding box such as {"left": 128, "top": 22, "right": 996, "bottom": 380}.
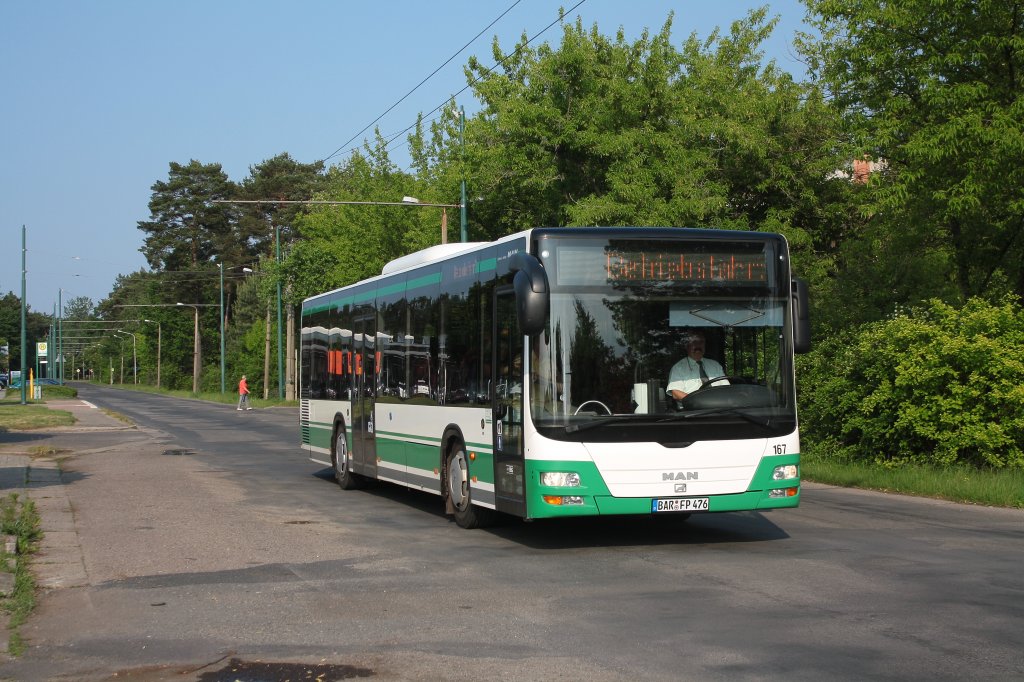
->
{"left": 446, "top": 444, "right": 494, "bottom": 529}
{"left": 333, "top": 426, "right": 361, "bottom": 490}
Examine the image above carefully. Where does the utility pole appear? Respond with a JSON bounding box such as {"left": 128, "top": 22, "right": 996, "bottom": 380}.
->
{"left": 51, "top": 306, "right": 56, "bottom": 380}
{"left": 263, "top": 305, "right": 271, "bottom": 401}
{"left": 192, "top": 306, "right": 200, "bottom": 393}
{"left": 276, "top": 225, "right": 284, "bottom": 400}
{"left": 58, "top": 289, "right": 63, "bottom": 385}
{"left": 219, "top": 263, "right": 225, "bottom": 394}
{"left": 175, "top": 303, "right": 203, "bottom": 394}
{"left": 20, "top": 226, "right": 27, "bottom": 404}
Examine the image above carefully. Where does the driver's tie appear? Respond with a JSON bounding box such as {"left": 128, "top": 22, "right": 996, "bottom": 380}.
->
{"left": 698, "top": 360, "right": 709, "bottom": 384}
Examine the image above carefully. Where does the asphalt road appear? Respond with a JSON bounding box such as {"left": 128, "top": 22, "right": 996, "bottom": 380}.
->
{"left": 1, "top": 383, "right": 1022, "bottom": 681}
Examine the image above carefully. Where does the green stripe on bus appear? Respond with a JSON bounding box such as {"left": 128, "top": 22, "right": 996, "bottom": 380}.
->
{"left": 407, "top": 272, "right": 442, "bottom": 291}
{"left": 308, "top": 274, "right": 442, "bottom": 313}
{"left": 406, "top": 441, "right": 437, "bottom": 472}
{"left": 376, "top": 429, "right": 441, "bottom": 445}
{"left": 304, "top": 302, "right": 331, "bottom": 315}
{"left": 376, "top": 438, "right": 404, "bottom": 465}
{"left": 376, "top": 281, "right": 405, "bottom": 298}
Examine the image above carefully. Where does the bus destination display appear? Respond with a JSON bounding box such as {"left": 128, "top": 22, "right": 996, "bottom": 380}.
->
{"left": 555, "top": 245, "right": 770, "bottom": 286}
{"left": 606, "top": 249, "right": 767, "bottom": 283}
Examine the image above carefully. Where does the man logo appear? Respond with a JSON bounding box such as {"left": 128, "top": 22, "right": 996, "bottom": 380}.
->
{"left": 662, "top": 471, "right": 699, "bottom": 481}
{"left": 674, "top": 483, "right": 687, "bottom": 493}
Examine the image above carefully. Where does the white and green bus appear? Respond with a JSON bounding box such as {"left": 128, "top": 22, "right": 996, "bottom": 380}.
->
{"left": 301, "top": 227, "right": 811, "bottom": 528}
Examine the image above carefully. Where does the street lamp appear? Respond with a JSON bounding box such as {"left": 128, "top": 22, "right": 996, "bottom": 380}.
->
{"left": 144, "top": 319, "right": 161, "bottom": 388}
{"left": 457, "top": 105, "right": 468, "bottom": 243}
{"left": 116, "top": 330, "right": 137, "bottom": 384}
{"left": 109, "top": 332, "right": 126, "bottom": 384}
{"left": 403, "top": 196, "right": 451, "bottom": 244}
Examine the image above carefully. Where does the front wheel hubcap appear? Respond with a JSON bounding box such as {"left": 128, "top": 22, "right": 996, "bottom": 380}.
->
{"left": 335, "top": 432, "right": 348, "bottom": 476}
{"left": 448, "top": 449, "right": 469, "bottom": 510}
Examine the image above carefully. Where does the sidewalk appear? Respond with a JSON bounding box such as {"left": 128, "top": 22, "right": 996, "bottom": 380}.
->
{"left": 0, "top": 399, "right": 133, "bottom": 657}
{"left": 37, "top": 398, "right": 136, "bottom": 431}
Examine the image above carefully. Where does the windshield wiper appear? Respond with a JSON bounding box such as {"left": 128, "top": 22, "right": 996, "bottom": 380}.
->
{"left": 657, "top": 407, "right": 776, "bottom": 428}
{"left": 562, "top": 413, "right": 660, "bottom": 434}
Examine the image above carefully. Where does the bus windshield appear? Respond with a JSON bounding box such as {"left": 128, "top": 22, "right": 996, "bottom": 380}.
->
{"left": 528, "top": 235, "right": 797, "bottom": 442}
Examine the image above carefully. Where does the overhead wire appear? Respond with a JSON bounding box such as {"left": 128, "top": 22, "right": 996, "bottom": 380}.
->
{"left": 322, "top": 0, "right": 525, "bottom": 164}
{"left": 324, "top": 0, "right": 590, "bottom": 166}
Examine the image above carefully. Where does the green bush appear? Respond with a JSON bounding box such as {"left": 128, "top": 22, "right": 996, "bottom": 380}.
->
{"left": 41, "top": 385, "right": 77, "bottom": 399}
{"left": 799, "top": 297, "right": 1024, "bottom": 469}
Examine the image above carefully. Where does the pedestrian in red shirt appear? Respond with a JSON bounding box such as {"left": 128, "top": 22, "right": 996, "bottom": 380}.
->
{"left": 237, "top": 374, "right": 251, "bottom": 410}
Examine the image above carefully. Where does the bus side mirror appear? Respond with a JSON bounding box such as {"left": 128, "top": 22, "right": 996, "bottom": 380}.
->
{"left": 510, "top": 252, "right": 549, "bottom": 336}
{"left": 792, "top": 278, "right": 811, "bottom": 354}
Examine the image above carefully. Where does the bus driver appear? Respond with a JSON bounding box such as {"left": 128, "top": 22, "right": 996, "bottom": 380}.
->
{"left": 667, "top": 329, "right": 728, "bottom": 400}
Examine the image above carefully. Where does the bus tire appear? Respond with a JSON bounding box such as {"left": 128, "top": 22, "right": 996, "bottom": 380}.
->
{"left": 445, "top": 443, "right": 494, "bottom": 529}
{"left": 333, "top": 424, "right": 362, "bottom": 490}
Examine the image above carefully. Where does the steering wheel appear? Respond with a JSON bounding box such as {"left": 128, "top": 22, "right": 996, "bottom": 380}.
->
{"left": 692, "top": 375, "right": 751, "bottom": 392}
{"left": 670, "top": 376, "right": 747, "bottom": 411}
{"left": 574, "top": 400, "right": 613, "bottom": 416}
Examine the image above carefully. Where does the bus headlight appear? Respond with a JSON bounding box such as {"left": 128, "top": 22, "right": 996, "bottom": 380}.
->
{"left": 772, "top": 464, "right": 799, "bottom": 480}
{"left": 539, "top": 472, "right": 581, "bottom": 487}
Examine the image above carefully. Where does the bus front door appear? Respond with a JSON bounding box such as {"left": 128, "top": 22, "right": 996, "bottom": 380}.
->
{"left": 493, "top": 287, "right": 526, "bottom": 517}
{"left": 351, "top": 315, "right": 378, "bottom": 480}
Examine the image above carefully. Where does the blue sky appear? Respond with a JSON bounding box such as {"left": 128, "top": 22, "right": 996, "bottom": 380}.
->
{"left": 1, "top": 0, "right": 812, "bottom": 314}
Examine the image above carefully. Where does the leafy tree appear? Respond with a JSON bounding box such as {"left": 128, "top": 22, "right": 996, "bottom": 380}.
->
{"left": 137, "top": 159, "right": 237, "bottom": 390}
{"left": 236, "top": 152, "right": 327, "bottom": 260}
{"left": 138, "top": 160, "right": 237, "bottom": 276}
{"left": 0, "top": 292, "right": 51, "bottom": 374}
{"left": 0, "top": 294, "right": 22, "bottom": 372}
{"left": 57, "top": 296, "right": 98, "bottom": 375}
{"left": 800, "top": 0, "right": 1024, "bottom": 305}
{"left": 459, "top": 9, "right": 848, "bottom": 293}
{"left": 407, "top": 107, "right": 479, "bottom": 245}
{"left": 61, "top": 296, "right": 94, "bottom": 321}
{"left": 292, "top": 140, "right": 422, "bottom": 289}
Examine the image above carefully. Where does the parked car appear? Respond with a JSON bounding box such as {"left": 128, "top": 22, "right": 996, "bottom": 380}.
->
{"left": 8, "top": 378, "right": 60, "bottom": 389}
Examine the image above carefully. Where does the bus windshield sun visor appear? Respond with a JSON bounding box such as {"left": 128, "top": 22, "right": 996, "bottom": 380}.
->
{"left": 510, "top": 252, "right": 549, "bottom": 336}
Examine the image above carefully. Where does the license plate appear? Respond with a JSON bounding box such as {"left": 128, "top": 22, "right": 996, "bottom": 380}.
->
{"left": 652, "top": 497, "right": 709, "bottom": 513}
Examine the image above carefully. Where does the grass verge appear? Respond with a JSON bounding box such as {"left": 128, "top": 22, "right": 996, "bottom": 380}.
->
{"left": 0, "top": 386, "right": 78, "bottom": 402}
{"left": 0, "top": 493, "right": 42, "bottom": 655}
{"left": 0, "top": 405, "right": 75, "bottom": 432}
{"left": 802, "top": 453, "right": 1024, "bottom": 508}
